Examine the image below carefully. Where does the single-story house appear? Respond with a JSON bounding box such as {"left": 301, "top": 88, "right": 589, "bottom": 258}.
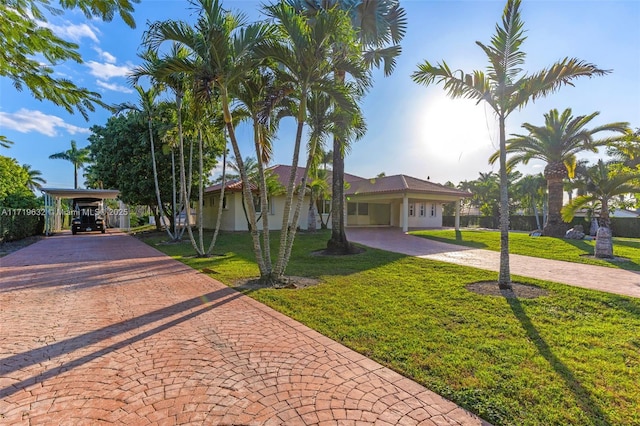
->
{"left": 202, "top": 165, "right": 471, "bottom": 232}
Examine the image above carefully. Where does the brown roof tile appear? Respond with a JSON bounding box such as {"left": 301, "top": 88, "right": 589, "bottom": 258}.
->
{"left": 346, "top": 174, "right": 470, "bottom": 197}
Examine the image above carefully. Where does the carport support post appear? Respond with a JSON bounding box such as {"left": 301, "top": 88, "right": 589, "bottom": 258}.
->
{"left": 402, "top": 195, "right": 409, "bottom": 233}
{"left": 455, "top": 199, "right": 461, "bottom": 231}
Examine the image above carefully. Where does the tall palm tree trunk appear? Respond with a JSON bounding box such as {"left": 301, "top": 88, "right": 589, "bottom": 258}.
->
{"left": 253, "top": 121, "right": 272, "bottom": 269}
{"left": 327, "top": 69, "right": 355, "bottom": 254}
{"left": 206, "top": 135, "right": 227, "bottom": 256}
{"left": 274, "top": 103, "right": 307, "bottom": 279}
{"left": 171, "top": 149, "right": 177, "bottom": 236}
{"left": 176, "top": 94, "right": 203, "bottom": 255}
{"left": 220, "top": 89, "right": 268, "bottom": 277}
{"left": 281, "top": 136, "right": 319, "bottom": 271}
{"left": 148, "top": 117, "right": 174, "bottom": 240}
{"left": 543, "top": 163, "right": 569, "bottom": 237}
{"left": 498, "top": 114, "right": 511, "bottom": 289}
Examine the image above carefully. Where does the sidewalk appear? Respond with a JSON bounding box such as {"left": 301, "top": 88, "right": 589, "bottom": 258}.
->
{"left": 0, "top": 231, "right": 488, "bottom": 425}
{"left": 347, "top": 228, "right": 640, "bottom": 299}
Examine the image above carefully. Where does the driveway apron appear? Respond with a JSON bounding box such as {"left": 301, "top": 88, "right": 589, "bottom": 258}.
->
{"left": 0, "top": 232, "right": 488, "bottom": 425}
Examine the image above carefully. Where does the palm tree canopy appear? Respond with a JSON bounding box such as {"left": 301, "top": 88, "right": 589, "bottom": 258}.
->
{"left": 286, "top": 0, "right": 407, "bottom": 76}
{"left": 49, "top": 140, "right": 91, "bottom": 168}
{"left": 488, "top": 108, "right": 630, "bottom": 172}
{"left": 22, "top": 164, "right": 46, "bottom": 191}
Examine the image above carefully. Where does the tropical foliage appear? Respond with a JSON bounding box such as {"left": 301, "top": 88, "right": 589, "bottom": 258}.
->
{"left": 142, "top": 0, "right": 369, "bottom": 283}
{"left": 48, "top": 140, "right": 91, "bottom": 189}
{"left": 0, "top": 0, "right": 138, "bottom": 135}
{"left": 287, "top": 0, "right": 407, "bottom": 255}
{"left": 489, "top": 108, "right": 629, "bottom": 237}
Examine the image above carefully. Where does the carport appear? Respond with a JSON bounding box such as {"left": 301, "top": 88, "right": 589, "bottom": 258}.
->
{"left": 41, "top": 188, "right": 128, "bottom": 235}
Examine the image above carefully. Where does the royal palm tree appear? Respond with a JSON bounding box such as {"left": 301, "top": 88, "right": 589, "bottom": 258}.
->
{"left": 562, "top": 160, "right": 640, "bottom": 258}
{"left": 49, "top": 140, "right": 90, "bottom": 189}
{"left": 259, "top": 1, "right": 366, "bottom": 278}
{"left": 22, "top": 164, "right": 46, "bottom": 192}
{"left": 145, "top": 0, "right": 279, "bottom": 281}
{"left": 287, "top": 0, "right": 406, "bottom": 255}
{"left": 115, "top": 85, "right": 176, "bottom": 240}
{"left": 412, "top": 0, "right": 609, "bottom": 289}
{"left": 489, "top": 108, "right": 628, "bottom": 237}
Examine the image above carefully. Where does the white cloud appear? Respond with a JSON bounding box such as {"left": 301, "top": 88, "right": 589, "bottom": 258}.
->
{"left": 39, "top": 21, "right": 99, "bottom": 43}
{"left": 0, "top": 109, "right": 90, "bottom": 137}
{"left": 85, "top": 61, "right": 132, "bottom": 79}
{"left": 96, "top": 80, "right": 133, "bottom": 94}
{"left": 93, "top": 47, "right": 117, "bottom": 64}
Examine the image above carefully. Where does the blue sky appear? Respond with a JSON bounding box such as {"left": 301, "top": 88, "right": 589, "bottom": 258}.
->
{"left": 1, "top": 0, "right": 639, "bottom": 191}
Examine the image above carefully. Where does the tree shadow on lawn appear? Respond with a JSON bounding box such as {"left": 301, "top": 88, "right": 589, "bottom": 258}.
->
{"left": 413, "top": 233, "right": 488, "bottom": 249}
{"left": 507, "top": 297, "right": 610, "bottom": 424}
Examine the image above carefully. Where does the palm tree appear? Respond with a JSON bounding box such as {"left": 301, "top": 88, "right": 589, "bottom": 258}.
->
{"left": 489, "top": 108, "right": 628, "bottom": 237}
{"left": 49, "top": 140, "right": 91, "bottom": 189}
{"left": 115, "top": 85, "right": 176, "bottom": 240}
{"left": 144, "top": 0, "right": 278, "bottom": 279}
{"left": 514, "top": 173, "right": 546, "bottom": 229}
{"left": 1, "top": 136, "right": 14, "bottom": 149}
{"left": 259, "top": 1, "right": 366, "bottom": 278}
{"left": 412, "top": 0, "right": 609, "bottom": 289}
{"left": 130, "top": 45, "right": 210, "bottom": 252}
{"left": 22, "top": 164, "right": 46, "bottom": 192}
{"left": 607, "top": 127, "right": 640, "bottom": 170}
{"left": 287, "top": 0, "right": 406, "bottom": 255}
{"left": 562, "top": 160, "right": 640, "bottom": 258}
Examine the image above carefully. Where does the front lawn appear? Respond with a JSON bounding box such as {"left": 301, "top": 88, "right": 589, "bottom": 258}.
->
{"left": 142, "top": 230, "right": 640, "bottom": 426}
{"left": 410, "top": 229, "right": 640, "bottom": 271}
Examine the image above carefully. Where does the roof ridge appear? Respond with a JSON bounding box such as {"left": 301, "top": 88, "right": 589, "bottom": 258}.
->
{"left": 400, "top": 174, "right": 409, "bottom": 190}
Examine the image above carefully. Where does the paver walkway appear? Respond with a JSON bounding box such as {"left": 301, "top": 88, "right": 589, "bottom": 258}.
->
{"left": 0, "top": 231, "right": 488, "bottom": 425}
{"left": 347, "top": 228, "right": 640, "bottom": 299}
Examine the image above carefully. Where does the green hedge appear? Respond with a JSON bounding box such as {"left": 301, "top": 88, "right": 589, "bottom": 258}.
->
{"left": 0, "top": 210, "right": 44, "bottom": 242}
{"left": 444, "top": 215, "right": 640, "bottom": 238}
{"left": 0, "top": 194, "right": 45, "bottom": 242}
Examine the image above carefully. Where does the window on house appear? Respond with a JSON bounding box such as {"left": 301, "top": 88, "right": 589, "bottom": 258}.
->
{"left": 347, "top": 202, "right": 357, "bottom": 215}
{"left": 358, "top": 203, "right": 369, "bottom": 215}
{"left": 431, "top": 203, "right": 436, "bottom": 217}
{"left": 408, "top": 203, "right": 415, "bottom": 217}
{"left": 222, "top": 195, "right": 227, "bottom": 209}
{"left": 419, "top": 203, "right": 425, "bottom": 217}
{"left": 254, "top": 195, "right": 261, "bottom": 214}
{"left": 321, "top": 199, "right": 331, "bottom": 215}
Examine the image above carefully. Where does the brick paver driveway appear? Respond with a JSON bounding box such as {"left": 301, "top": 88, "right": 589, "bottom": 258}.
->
{"left": 0, "top": 232, "right": 488, "bottom": 425}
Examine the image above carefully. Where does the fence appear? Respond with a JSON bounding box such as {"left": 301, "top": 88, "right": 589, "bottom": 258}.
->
{"left": 442, "top": 215, "right": 640, "bottom": 238}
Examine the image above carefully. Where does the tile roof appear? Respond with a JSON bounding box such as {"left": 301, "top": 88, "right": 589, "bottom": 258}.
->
{"left": 346, "top": 174, "right": 471, "bottom": 197}
{"left": 205, "top": 166, "right": 470, "bottom": 198}
{"left": 204, "top": 179, "right": 256, "bottom": 193}
{"left": 205, "top": 165, "right": 365, "bottom": 194}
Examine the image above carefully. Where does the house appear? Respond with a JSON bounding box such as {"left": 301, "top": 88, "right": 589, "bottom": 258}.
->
{"left": 202, "top": 165, "right": 471, "bottom": 232}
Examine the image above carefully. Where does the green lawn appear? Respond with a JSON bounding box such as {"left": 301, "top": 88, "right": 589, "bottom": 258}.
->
{"left": 141, "top": 230, "right": 640, "bottom": 426}
{"left": 410, "top": 228, "right": 640, "bottom": 271}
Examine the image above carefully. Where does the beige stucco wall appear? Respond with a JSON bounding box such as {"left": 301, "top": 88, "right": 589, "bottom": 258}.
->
{"left": 202, "top": 192, "right": 317, "bottom": 231}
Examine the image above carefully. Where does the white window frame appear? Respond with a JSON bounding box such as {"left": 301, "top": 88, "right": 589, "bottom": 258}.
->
{"left": 419, "top": 203, "right": 425, "bottom": 217}
{"left": 408, "top": 203, "right": 415, "bottom": 217}
{"left": 430, "top": 203, "right": 436, "bottom": 217}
